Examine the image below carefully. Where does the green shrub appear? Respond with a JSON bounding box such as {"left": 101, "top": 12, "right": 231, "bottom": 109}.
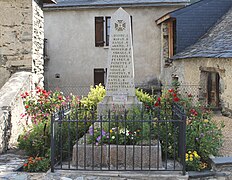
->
{"left": 18, "top": 122, "right": 50, "bottom": 157}
{"left": 81, "top": 84, "right": 106, "bottom": 109}
{"left": 154, "top": 88, "right": 224, "bottom": 171}
{"left": 135, "top": 88, "right": 154, "bottom": 109}
{"left": 23, "top": 156, "right": 50, "bottom": 172}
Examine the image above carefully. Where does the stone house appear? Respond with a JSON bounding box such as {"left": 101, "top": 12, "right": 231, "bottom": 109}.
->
{"left": 156, "top": 0, "right": 232, "bottom": 113}
{"left": 43, "top": 0, "right": 189, "bottom": 95}
{"left": 0, "top": 0, "right": 56, "bottom": 89}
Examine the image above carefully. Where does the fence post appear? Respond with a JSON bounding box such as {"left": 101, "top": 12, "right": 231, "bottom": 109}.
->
{"left": 50, "top": 113, "right": 55, "bottom": 173}
{"left": 181, "top": 113, "right": 187, "bottom": 175}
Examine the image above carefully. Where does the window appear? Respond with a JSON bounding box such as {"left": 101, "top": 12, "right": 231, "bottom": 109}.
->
{"left": 95, "top": 17, "right": 111, "bottom": 47}
{"left": 105, "top": 17, "right": 111, "bottom": 46}
{"left": 95, "top": 16, "right": 133, "bottom": 47}
{"left": 94, "top": 68, "right": 106, "bottom": 86}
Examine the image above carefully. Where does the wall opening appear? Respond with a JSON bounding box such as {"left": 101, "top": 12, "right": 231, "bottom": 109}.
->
{"left": 199, "top": 71, "right": 220, "bottom": 109}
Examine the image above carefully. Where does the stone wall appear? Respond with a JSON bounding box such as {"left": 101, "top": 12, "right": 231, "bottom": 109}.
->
{"left": 163, "top": 58, "right": 232, "bottom": 113}
{"left": 0, "top": 0, "right": 44, "bottom": 89}
{"left": 32, "top": 0, "right": 45, "bottom": 87}
{"left": 0, "top": 72, "right": 31, "bottom": 153}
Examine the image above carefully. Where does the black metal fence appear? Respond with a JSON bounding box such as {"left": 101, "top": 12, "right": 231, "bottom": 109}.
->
{"left": 51, "top": 103, "right": 186, "bottom": 175}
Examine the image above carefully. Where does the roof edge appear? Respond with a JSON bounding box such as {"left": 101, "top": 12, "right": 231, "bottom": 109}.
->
{"left": 44, "top": 2, "right": 189, "bottom": 10}
{"left": 43, "top": 0, "right": 57, "bottom": 4}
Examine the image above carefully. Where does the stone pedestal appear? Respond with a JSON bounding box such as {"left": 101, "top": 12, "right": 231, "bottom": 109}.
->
{"left": 97, "top": 96, "right": 142, "bottom": 114}
{"left": 72, "top": 144, "right": 162, "bottom": 169}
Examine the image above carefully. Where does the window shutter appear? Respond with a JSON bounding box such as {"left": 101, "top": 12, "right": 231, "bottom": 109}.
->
{"left": 95, "top": 17, "right": 104, "bottom": 47}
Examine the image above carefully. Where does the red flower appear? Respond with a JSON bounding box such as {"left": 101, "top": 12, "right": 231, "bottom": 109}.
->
{"left": 157, "top": 97, "right": 161, "bottom": 101}
{"left": 58, "top": 95, "right": 63, "bottom": 100}
{"left": 21, "top": 94, "right": 26, "bottom": 98}
{"left": 44, "top": 93, "right": 49, "bottom": 98}
{"left": 154, "top": 101, "right": 159, "bottom": 107}
{"left": 42, "top": 90, "right": 47, "bottom": 94}
{"left": 23, "top": 163, "right": 28, "bottom": 167}
{"left": 173, "top": 93, "right": 177, "bottom": 97}
{"left": 25, "top": 92, "right": 29, "bottom": 96}
{"left": 168, "top": 89, "right": 174, "bottom": 93}
{"left": 173, "top": 97, "right": 179, "bottom": 102}
{"left": 25, "top": 105, "right": 29, "bottom": 109}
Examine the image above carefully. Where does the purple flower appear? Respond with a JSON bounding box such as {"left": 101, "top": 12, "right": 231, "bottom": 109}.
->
{"left": 88, "top": 126, "right": 94, "bottom": 135}
{"left": 200, "top": 133, "right": 204, "bottom": 137}
{"left": 96, "top": 142, "right": 99, "bottom": 146}
{"left": 195, "top": 138, "right": 199, "bottom": 141}
{"left": 96, "top": 135, "right": 101, "bottom": 142}
{"left": 101, "top": 130, "right": 106, "bottom": 136}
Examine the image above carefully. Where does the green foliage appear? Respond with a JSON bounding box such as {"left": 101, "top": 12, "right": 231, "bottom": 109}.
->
{"left": 19, "top": 87, "right": 91, "bottom": 172}
{"left": 18, "top": 122, "right": 50, "bottom": 157}
{"left": 185, "top": 151, "right": 202, "bottom": 171}
{"left": 135, "top": 88, "right": 154, "bottom": 107}
{"left": 87, "top": 107, "right": 155, "bottom": 145}
{"left": 81, "top": 84, "right": 106, "bottom": 109}
{"left": 23, "top": 156, "right": 50, "bottom": 172}
{"left": 154, "top": 88, "right": 224, "bottom": 171}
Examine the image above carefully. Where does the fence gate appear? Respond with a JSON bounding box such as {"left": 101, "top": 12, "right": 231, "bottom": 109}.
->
{"left": 51, "top": 103, "right": 186, "bottom": 175}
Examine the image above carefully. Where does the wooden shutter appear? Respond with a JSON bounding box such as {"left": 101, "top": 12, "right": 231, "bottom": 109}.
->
{"left": 95, "top": 17, "right": 104, "bottom": 47}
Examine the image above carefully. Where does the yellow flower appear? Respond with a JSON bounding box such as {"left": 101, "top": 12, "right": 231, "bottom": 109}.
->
{"left": 186, "top": 153, "right": 188, "bottom": 158}
{"left": 188, "top": 151, "right": 191, "bottom": 154}
{"left": 190, "top": 154, "right": 193, "bottom": 158}
{"left": 189, "top": 158, "right": 193, "bottom": 161}
{"left": 186, "top": 158, "right": 188, "bottom": 162}
{"left": 204, "top": 119, "right": 209, "bottom": 123}
{"left": 109, "top": 129, "right": 113, "bottom": 133}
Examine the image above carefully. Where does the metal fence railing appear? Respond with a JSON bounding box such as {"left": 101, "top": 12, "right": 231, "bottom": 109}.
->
{"left": 50, "top": 103, "right": 186, "bottom": 175}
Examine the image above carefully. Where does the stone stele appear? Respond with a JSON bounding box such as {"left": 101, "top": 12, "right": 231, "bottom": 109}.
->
{"left": 97, "top": 7, "right": 142, "bottom": 114}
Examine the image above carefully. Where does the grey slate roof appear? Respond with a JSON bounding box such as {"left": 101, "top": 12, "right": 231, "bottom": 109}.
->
{"left": 173, "top": 7, "right": 232, "bottom": 60}
{"left": 44, "top": 0, "right": 189, "bottom": 8}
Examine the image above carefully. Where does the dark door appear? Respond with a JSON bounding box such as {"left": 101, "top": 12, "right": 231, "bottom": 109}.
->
{"left": 94, "top": 69, "right": 105, "bottom": 86}
{"left": 207, "top": 72, "right": 220, "bottom": 107}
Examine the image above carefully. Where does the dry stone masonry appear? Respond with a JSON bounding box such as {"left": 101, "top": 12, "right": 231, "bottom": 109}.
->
{"left": 0, "top": 0, "right": 44, "bottom": 89}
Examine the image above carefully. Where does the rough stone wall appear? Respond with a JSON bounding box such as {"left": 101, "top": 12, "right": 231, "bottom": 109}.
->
{"left": 164, "top": 58, "right": 232, "bottom": 112}
{"left": 0, "top": 0, "right": 44, "bottom": 89}
{"left": 0, "top": 0, "right": 33, "bottom": 89}
{"left": 0, "top": 72, "right": 31, "bottom": 153}
{"left": 32, "top": 0, "right": 44, "bottom": 87}
{"left": 160, "top": 22, "right": 170, "bottom": 82}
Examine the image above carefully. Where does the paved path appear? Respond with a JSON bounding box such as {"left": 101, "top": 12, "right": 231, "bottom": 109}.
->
{"left": 212, "top": 114, "right": 232, "bottom": 156}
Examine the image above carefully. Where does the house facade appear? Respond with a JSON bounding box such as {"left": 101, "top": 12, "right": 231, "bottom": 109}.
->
{"left": 157, "top": 0, "right": 232, "bottom": 114}
{"left": 0, "top": 0, "right": 55, "bottom": 89}
{"left": 43, "top": 0, "right": 189, "bottom": 95}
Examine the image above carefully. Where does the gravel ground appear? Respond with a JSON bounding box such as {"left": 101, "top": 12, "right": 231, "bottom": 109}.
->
{"left": 212, "top": 114, "right": 232, "bottom": 157}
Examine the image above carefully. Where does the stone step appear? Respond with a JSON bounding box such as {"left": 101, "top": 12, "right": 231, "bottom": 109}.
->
{"left": 45, "top": 170, "right": 189, "bottom": 180}
{"left": 210, "top": 156, "right": 232, "bottom": 171}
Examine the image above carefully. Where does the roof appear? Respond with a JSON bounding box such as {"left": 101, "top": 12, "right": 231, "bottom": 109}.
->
{"left": 44, "top": 0, "right": 189, "bottom": 9}
{"left": 43, "top": 0, "right": 57, "bottom": 4}
{"left": 173, "top": 7, "right": 232, "bottom": 60}
{"left": 156, "top": 0, "right": 232, "bottom": 54}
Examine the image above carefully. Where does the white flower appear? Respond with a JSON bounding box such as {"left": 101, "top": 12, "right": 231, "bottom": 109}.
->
{"left": 111, "top": 136, "right": 115, "bottom": 139}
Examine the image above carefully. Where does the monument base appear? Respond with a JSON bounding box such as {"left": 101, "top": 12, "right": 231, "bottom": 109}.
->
{"left": 72, "top": 143, "right": 162, "bottom": 169}
{"left": 97, "top": 96, "right": 143, "bottom": 115}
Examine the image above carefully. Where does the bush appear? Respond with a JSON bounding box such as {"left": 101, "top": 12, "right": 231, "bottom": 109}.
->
{"left": 23, "top": 156, "right": 50, "bottom": 172}
{"left": 18, "top": 122, "right": 50, "bottom": 157}
{"left": 18, "top": 87, "right": 90, "bottom": 171}
{"left": 81, "top": 84, "right": 106, "bottom": 109}
{"left": 154, "top": 88, "right": 224, "bottom": 171}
